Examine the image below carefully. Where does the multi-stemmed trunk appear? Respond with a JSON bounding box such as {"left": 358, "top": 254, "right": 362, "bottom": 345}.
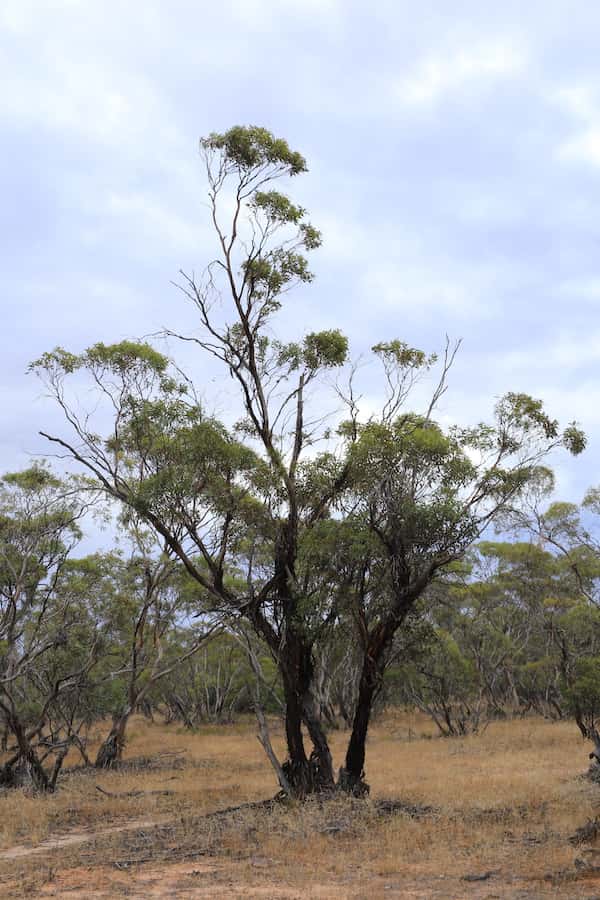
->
{"left": 258, "top": 598, "right": 401, "bottom": 798}
{"left": 278, "top": 628, "right": 335, "bottom": 796}
{"left": 278, "top": 619, "right": 396, "bottom": 799}
{"left": 0, "top": 711, "right": 53, "bottom": 791}
{"left": 257, "top": 514, "right": 336, "bottom": 797}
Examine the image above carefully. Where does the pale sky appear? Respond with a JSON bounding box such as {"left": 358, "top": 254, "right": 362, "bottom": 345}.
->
{"left": 2, "top": 0, "right": 600, "bottom": 506}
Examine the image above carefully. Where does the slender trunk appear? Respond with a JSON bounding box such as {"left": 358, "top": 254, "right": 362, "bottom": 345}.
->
{"left": 283, "top": 675, "right": 308, "bottom": 765}
{"left": 574, "top": 706, "right": 592, "bottom": 740}
{"left": 341, "top": 626, "right": 392, "bottom": 795}
{"left": 255, "top": 703, "right": 291, "bottom": 795}
{"left": 337, "top": 695, "right": 353, "bottom": 729}
{"left": 341, "top": 666, "right": 378, "bottom": 794}
{"left": 49, "top": 744, "right": 70, "bottom": 790}
{"left": 302, "top": 692, "right": 334, "bottom": 785}
{"left": 172, "top": 694, "right": 195, "bottom": 729}
{"left": 506, "top": 669, "right": 521, "bottom": 709}
{"left": 547, "top": 696, "right": 563, "bottom": 720}
{"left": 95, "top": 709, "right": 131, "bottom": 768}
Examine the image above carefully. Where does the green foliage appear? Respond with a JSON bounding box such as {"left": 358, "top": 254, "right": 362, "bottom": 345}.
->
{"left": 252, "top": 191, "right": 306, "bottom": 225}
{"left": 401, "top": 628, "right": 483, "bottom": 736}
{"left": 201, "top": 126, "right": 307, "bottom": 175}
{"left": 31, "top": 341, "right": 171, "bottom": 380}
{"left": 299, "top": 223, "right": 322, "bottom": 250}
{"left": 372, "top": 340, "right": 436, "bottom": 370}
{"left": 563, "top": 424, "right": 587, "bottom": 456}
{"left": 2, "top": 464, "right": 61, "bottom": 492}
{"left": 84, "top": 341, "right": 169, "bottom": 375}
{"left": 303, "top": 330, "right": 348, "bottom": 370}
{"left": 583, "top": 487, "right": 600, "bottom": 514}
{"left": 563, "top": 658, "right": 600, "bottom": 725}
{"left": 242, "top": 249, "right": 314, "bottom": 300}
{"left": 496, "top": 393, "right": 559, "bottom": 440}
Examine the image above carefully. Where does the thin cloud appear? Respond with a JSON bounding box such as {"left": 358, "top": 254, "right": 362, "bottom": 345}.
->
{"left": 395, "top": 40, "right": 527, "bottom": 107}
{"left": 1, "top": 0, "right": 599, "bottom": 508}
{"left": 555, "top": 84, "right": 600, "bottom": 166}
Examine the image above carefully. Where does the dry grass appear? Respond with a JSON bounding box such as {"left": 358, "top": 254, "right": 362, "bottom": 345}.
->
{"left": 1, "top": 711, "right": 599, "bottom": 897}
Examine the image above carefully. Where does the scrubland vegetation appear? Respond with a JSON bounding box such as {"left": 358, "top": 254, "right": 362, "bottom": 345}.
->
{"left": 2, "top": 713, "right": 600, "bottom": 897}
{"left": 2, "top": 127, "right": 600, "bottom": 896}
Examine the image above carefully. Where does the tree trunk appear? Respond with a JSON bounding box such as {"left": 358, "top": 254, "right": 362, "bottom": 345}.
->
{"left": 2, "top": 716, "right": 52, "bottom": 791}
{"left": 340, "top": 628, "right": 392, "bottom": 796}
{"left": 281, "top": 676, "right": 310, "bottom": 794}
{"left": 248, "top": 579, "right": 335, "bottom": 797}
{"left": 340, "top": 667, "right": 377, "bottom": 796}
{"left": 95, "top": 710, "right": 130, "bottom": 768}
{"left": 302, "top": 693, "right": 334, "bottom": 785}
{"left": 278, "top": 634, "right": 335, "bottom": 797}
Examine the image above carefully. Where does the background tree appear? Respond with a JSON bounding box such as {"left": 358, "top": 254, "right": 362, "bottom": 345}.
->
{"left": 93, "top": 524, "right": 220, "bottom": 767}
{"left": 0, "top": 465, "right": 99, "bottom": 790}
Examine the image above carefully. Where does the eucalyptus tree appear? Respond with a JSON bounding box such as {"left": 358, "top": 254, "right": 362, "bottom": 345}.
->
{"left": 0, "top": 465, "right": 100, "bottom": 790}
{"left": 32, "top": 126, "right": 585, "bottom": 797}
{"left": 527, "top": 493, "right": 600, "bottom": 606}
{"left": 392, "top": 543, "right": 571, "bottom": 734}
{"left": 32, "top": 128, "right": 349, "bottom": 795}
{"left": 469, "top": 541, "right": 582, "bottom": 719}
{"left": 157, "top": 631, "right": 272, "bottom": 728}
{"left": 94, "top": 526, "right": 220, "bottom": 768}
{"left": 516, "top": 494, "right": 600, "bottom": 739}
{"left": 334, "top": 353, "right": 585, "bottom": 791}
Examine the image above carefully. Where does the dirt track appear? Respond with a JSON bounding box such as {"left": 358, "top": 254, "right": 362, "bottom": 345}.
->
{"left": 10, "top": 857, "right": 600, "bottom": 899}
{"left": 2, "top": 821, "right": 600, "bottom": 900}
{"left": 0, "top": 818, "right": 168, "bottom": 862}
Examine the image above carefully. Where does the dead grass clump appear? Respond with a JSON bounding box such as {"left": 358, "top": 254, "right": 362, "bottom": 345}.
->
{"left": 570, "top": 815, "right": 600, "bottom": 846}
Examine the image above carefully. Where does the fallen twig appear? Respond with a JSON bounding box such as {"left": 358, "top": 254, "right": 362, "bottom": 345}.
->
{"left": 95, "top": 785, "right": 175, "bottom": 799}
